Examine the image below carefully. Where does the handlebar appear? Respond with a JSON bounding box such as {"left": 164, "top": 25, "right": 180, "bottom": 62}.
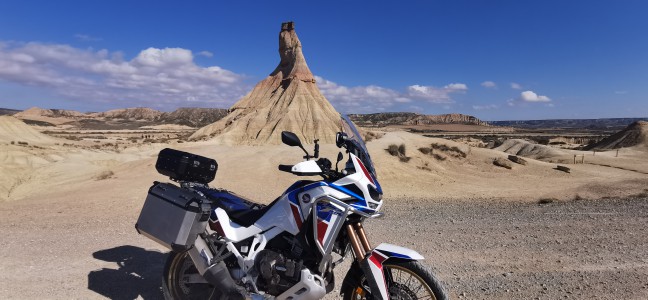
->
{"left": 278, "top": 164, "right": 293, "bottom": 173}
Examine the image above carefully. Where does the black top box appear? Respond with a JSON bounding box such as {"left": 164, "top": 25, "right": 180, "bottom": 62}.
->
{"left": 155, "top": 148, "right": 218, "bottom": 184}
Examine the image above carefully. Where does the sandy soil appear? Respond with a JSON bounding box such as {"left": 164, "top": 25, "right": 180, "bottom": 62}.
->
{"left": 1, "top": 127, "right": 647, "bottom": 299}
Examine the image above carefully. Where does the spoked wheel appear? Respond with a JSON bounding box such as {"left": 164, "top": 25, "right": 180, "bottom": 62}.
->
{"left": 343, "top": 261, "right": 448, "bottom": 300}
{"left": 162, "top": 251, "right": 219, "bottom": 300}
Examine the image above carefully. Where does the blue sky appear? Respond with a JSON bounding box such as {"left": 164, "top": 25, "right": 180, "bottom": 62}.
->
{"left": 0, "top": 0, "right": 646, "bottom": 120}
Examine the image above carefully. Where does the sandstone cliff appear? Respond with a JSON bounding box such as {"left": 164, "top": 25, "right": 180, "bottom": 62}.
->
{"left": 350, "top": 112, "right": 489, "bottom": 127}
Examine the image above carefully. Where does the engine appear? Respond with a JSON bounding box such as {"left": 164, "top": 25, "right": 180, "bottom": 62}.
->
{"left": 253, "top": 250, "right": 304, "bottom": 296}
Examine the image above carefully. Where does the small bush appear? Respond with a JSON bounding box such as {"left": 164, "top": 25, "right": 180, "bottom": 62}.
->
{"left": 387, "top": 144, "right": 399, "bottom": 156}
{"left": 10, "top": 141, "right": 15, "bottom": 145}
{"left": 364, "top": 131, "right": 384, "bottom": 142}
{"left": 538, "top": 198, "right": 556, "bottom": 204}
{"left": 432, "top": 153, "right": 446, "bottom": 161}
{"left": 398, "top": 144, "right": 406, "bottom": 156}
{"left": 418, "top": 147, "right": 431, "bottom": 155}
{"left": 17, "top": 141, "right": 28, "bottom": 145}
{"left": 386, "top": 143, "right": 410, "bottom": 163}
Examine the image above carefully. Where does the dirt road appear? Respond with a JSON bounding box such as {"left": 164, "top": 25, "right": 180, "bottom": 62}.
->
{"left": 1, "top": 193, "right": 646, "bottom": 299}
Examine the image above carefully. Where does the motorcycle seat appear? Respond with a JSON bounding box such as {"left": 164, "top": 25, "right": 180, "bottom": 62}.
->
{"left": 197, "top": 180, "right": 316, "bottom": 227}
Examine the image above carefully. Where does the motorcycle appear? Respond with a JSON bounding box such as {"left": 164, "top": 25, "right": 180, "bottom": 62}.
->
{"left": 136, "top": 115, "right": 448, "bottom": 299}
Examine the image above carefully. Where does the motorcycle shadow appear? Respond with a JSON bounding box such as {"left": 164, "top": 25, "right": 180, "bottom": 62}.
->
{"left": 88, "top": 245, "right": 167, "bottom": 300}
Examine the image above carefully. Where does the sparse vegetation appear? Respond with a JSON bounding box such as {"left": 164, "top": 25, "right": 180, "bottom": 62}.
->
{"left": 364, "top": 131, "right": 384, "bottom": 142}
{"left": 493, "top": 157, "right": 513, "bottom": 169}
{"left": 10, "top": 141, "right": 15, "bottom": 145}
{"left": 17, "top": 141, "right": 28, "bottom": 145}
{"left": 386, "top": 143, "right": 410, "bottom": 162}
{"left": 419, "top": 143, "right": 467, "bottom": 161}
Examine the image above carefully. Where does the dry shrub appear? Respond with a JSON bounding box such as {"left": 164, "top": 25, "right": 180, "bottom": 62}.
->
{"left": 387, "top": 144, "right": 400, "bottom": 156}
{"left": 431, "top": 143, "right": 467, "bottom": 158}
{"left": 538, "top": 198, "right": 556, "bottom": 204}
{"left": 386, "top": 143, "right": 410, "bottom": 163}
{"left": 95, "top": 170, "right": 114, "bottom": 180}
{"left": 493, "top": 157, "right": 513, "bottom": 169}
{"left": 364, "top": 131, "right": 384, "bottom": 142}
{"left": 17, "top": 141, "right": 28, "bottom": 145}
{"left": 418, "top": 147, "right": 431, "bottom": 155}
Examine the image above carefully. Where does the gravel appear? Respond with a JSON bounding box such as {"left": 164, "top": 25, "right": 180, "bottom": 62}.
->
{"left": 1, "top": 196, "right": 647, "bottom": 299}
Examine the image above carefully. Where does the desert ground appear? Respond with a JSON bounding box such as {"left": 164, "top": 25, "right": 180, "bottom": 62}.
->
{"left": 1, "top": 116, "right": 647, "bottom": 299}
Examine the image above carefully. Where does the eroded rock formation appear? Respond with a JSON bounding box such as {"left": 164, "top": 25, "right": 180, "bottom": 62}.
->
{"left": 190, "top": 22, "right": 341, "bottom": 145}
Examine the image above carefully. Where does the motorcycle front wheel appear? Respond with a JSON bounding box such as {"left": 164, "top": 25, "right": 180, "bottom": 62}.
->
{"left": 162, "top": 251, "right": 220, "bottom": 300}
{"left": 342, "top": 260, "right": 448, "bottom": 300}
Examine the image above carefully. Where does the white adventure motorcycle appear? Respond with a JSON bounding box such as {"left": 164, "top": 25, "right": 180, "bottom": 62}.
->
{"left": 136, "top": 115, "right": 448, "bottom": 299}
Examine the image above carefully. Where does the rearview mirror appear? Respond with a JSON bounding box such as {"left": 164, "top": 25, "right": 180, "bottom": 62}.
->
{"left": 336, "top": 132, "right": 347, "bottom": 148}
{"left": 281, "top": 131, "right": 303, "bottom": 147}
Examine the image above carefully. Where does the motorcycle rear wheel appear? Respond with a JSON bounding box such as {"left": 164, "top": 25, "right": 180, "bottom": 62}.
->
{"left": 342, "top": 260, "right": 448, "bottom": 300}
{"left": 162, "top": 251, "right": 219, "bottom": 300}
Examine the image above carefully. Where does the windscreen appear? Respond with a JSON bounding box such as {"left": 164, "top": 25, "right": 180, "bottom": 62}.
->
{"left": 341, "top": 115, "right": 378, "bottom": 179}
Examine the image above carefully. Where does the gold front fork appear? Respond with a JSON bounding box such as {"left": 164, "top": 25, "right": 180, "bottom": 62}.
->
{"left": 346, "top": 222, "right": 373, "bottom": 262}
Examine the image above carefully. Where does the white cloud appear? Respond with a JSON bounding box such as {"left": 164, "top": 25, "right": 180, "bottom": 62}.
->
{"left": 406, "top": 82, "right": 467, "bottom": 103}
{"left": 507, "top": 90, "right": 552, "bottom": 106}
{"left": 444, "top": 83, "right": 468, "bottom": 90}
{"left": 472, "top": 104, "right": 498, "bottom": 110}
{"left": 519, "top": 90, "right": 551, "bottom": 102}
{"left": 197, "top": 51, "right": 214, "bottom": 58}
{"left": 315, "top": 77, "right": 469, "bottom": 112}
{"left": 0, "top": 41, "right": 247, "bottom": 109}
{"left": 481, "top": 81, "right": 496, "bottom": 88}
{"left": 74, "top": 34, "right": 102, "bottom": 42}
{"left": 510, "top": 82, "right": 522, "bottom": 89}
{"left": 315, "top": 76, "right": 403, "bottom": 112}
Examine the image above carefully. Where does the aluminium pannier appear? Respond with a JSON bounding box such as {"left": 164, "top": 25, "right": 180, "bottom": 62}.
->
{"left": 135, "top": 182, "right": 212, "bottom": 251}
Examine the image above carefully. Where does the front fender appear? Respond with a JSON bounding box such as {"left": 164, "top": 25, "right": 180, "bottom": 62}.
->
{"left": 373, "top": 243, "right": 425, "bottom": 261}
{"left": 340, "top": 243, "right": 424, "bottom": 299}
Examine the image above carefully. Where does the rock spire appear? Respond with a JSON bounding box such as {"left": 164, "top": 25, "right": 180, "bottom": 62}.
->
{"left": 190, "top": 22, "right": 341, "bottom": 145}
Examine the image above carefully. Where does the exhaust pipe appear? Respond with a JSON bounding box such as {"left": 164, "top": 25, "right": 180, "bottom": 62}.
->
{"left": 188, "top": 237, "right": 246, "bottom": 299}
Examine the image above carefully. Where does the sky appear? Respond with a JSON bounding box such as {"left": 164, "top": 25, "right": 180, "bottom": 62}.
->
{"left": 0, "top": 0, "right": 646, "bottom": 121}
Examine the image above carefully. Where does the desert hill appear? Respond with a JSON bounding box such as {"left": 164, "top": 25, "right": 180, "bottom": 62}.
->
{"left": 11, "top": 106, "right": 229, "bottom": 129}
{"left": 495, "top": 139, "right": 565, "bottom": 159}
{"left": 491, "top": 117, "right": 648, "bottom": 130}
{"left": 157, "top": 108, "right": 228, "bottom": 128}
{"left": 350, "top": 112, "right": 490, "bottom": 127}
{"left": 190, "top": 22, "right": 341, "bottom": 145}
{"left": 0, "top": 116, "right": 57, "bottom": 144}
{"left": 88, "top": 107, "right": 163, "bottom": 120}
{"left": 586, "top": 121, "right": 648, "bottom": 150}
{"left": 16, "top": 107, "right": 86, "bottom": 118}
{"left": 0, "top": 108, "right": 21, "bottom": 116}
